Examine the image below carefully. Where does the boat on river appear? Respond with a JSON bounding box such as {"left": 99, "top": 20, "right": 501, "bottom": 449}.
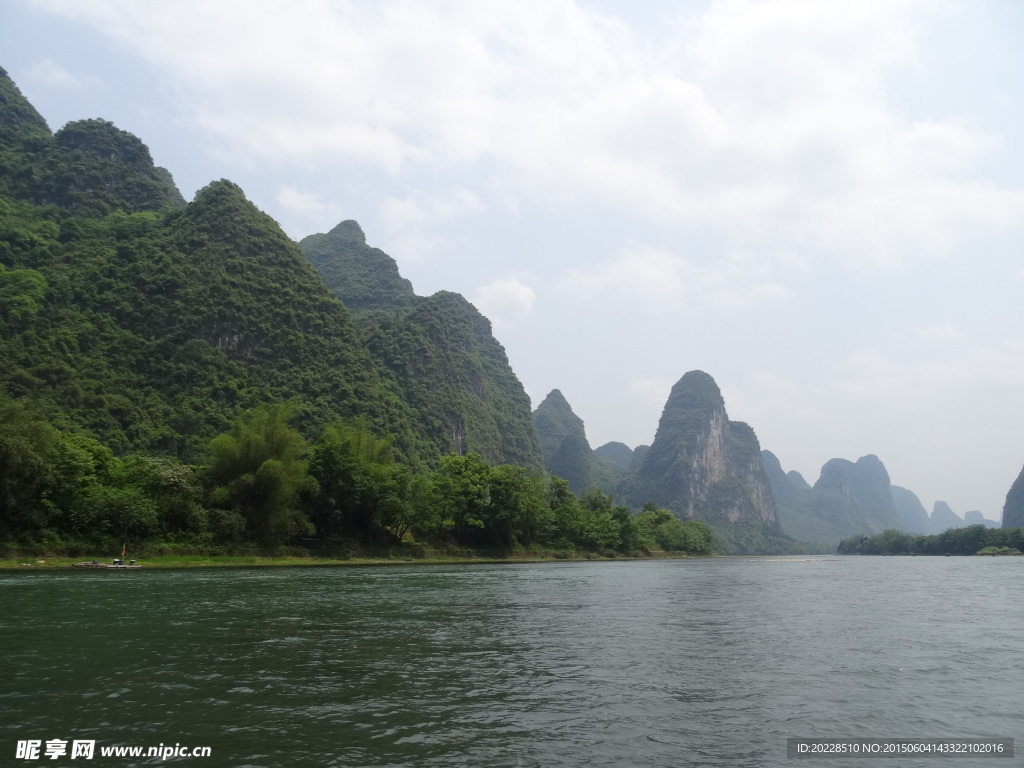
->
{"left": 72, "top": 559, "right": 141, "bottom": 569}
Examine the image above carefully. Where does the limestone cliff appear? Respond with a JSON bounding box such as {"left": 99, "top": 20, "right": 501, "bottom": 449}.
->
{"left": 631, "top": 371, "right": 787, "bottom": 552}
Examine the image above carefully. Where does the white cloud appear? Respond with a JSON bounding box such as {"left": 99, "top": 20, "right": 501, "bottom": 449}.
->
{"left": 560, "top": 244, "right": 788, "bottom": 311}
{"left": 33, "top": 0, "right": 1024, "bottom": 269}
{"left": 25, "top": 58, "right": 99, "bottom": 90}
{"left": 472, "top": 279, "right": 536, "bottom": 329}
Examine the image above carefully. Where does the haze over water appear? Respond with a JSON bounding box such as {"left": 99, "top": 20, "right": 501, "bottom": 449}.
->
{"left": 3, "top": 558, "right": 1021, "bottom": 767}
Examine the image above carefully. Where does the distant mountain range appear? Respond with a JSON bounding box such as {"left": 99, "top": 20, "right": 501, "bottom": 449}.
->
{"left": 533, "top": 374, "right": 1003, "bottom": 551}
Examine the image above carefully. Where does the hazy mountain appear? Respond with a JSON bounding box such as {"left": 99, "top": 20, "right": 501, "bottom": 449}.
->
{"left": 930, "top": 501, "right": 965, "bottom": 533}
{"left": 532, "top": 390, "right": 618, "bottom": 491}
{"left": 594, "top": 441, "right": 633, "bottom": 470}
{"left": 890, "top": 485, "right": 931, "bottom": 535}
{"left": 763, "top": 453, "right": 933, "bottom": 545}
{"left": 630, "top": 445, "right": 650, "bottom": 472}
{"left": 629, "top": 371, "right": 792, "bottom": 553}
{"left": 1002, "top": 464, "right": 1024, "bottom": 529}
{"left": 963, "top": 510, "right": 999, "bottom": 529}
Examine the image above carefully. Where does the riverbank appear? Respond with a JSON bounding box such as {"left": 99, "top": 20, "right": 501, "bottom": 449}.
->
{"left": 0, "top": 550, "right": 705, "bottom": 569}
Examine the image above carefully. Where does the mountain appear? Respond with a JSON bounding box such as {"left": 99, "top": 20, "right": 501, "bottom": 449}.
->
{"left": 963, "top": 510, "right": 999, "bottom": 529}
{"left": 0, "top": 67, "right": 541, "bottom": 473}
{"left": 629, "top": 371, "right": 791, "bottom": 553}
{"left": 890, "top": 486, "right": 931, "bottom": 535}
{"left": 0, "top": 66, "right": 49, "bottom": 147}
{"left": 809, "top": 455, "right": 903, "bottom": 537}
{"left": 532, "top": 390, "right": 618, "bottom": 492}
{"left": 1002, "top": 465, "right": 1024, "bottom": 529}
{"left": 761, "top": 449, "right": 834, "bottom": 545}
{"left": 299, "top": 220, "right": 415, "bottom": 312}
{"left": 594, "top": 441, "right": 633, "bottom": 470}
{"left": 0, "top": 69, "right": 184, "bottom": 216}
{"left": 929, "top": 501, "right": 965, "bottom": 533}
{"left": 299, "top": 221, "right": 543, "bottom": 470}
{"left": 763, "top": 452, "right": 931, "bottom": 545}
{"left": 630, "top": 445, "right": 650, "bottom": 472}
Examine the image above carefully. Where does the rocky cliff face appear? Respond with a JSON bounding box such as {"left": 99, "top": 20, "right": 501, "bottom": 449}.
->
{"left": 631, "top": 371, "right": 783, "bottom": 552}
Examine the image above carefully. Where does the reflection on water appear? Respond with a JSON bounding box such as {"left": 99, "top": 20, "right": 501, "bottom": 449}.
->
{"left": 2, "top": 557, "right": 1022, "bottom": 767}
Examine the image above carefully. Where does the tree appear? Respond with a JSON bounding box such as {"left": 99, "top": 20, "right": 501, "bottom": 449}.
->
{"left": 208, "top": 403, "right": 315, "bottom": 544}
{"left": 430, "top": 452, "right": 491, "bottom": 540}
{"left": 0, "top": 393, "right": 59, "bottom": 537}
{"left": 308, "top": 416, "right": 421, "bottom": 541}
{"left": 483, "top": 464, "right": 547, "bottom": 548}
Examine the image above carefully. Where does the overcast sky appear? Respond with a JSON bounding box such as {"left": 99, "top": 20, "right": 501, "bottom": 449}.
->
{"left": 3, "top": 0, "right": 1022, "bottom": 520}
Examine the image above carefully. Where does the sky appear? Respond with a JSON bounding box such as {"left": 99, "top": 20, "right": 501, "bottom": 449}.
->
{"left": 2, "top": 0, "right": 1023, "bottom": 521}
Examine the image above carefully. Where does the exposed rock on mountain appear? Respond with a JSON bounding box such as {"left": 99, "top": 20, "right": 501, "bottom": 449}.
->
{"left": 630, "top": 371, "right": 789, "bottom": 553}
{"left": 1002, "top": 465, "right": 1024, "bottom": 529}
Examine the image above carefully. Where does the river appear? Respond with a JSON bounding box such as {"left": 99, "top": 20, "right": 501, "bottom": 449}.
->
{"left": 2, "top": 556, "right": 1021, "bottom": 766}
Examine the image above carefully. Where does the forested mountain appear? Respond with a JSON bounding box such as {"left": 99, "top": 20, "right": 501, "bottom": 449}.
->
{"left": 299, "top": 220, "right": 415, "bottom": 312}
{"left": 298, "top": 221, "right": 543, "bottom": 470}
